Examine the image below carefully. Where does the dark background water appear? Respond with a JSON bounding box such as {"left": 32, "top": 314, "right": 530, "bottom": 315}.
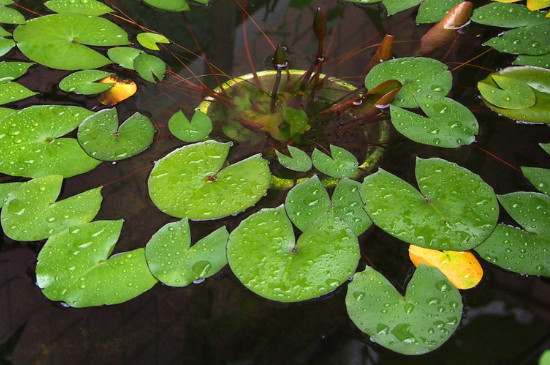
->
{"left": 1, "top": 0, "right": 549, "bottom": 364}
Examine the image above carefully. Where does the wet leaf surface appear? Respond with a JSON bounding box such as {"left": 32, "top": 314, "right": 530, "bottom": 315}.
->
{"left": 168, "top": 109, "right": 212, "bottom": 142}
{"left": 312, "top": 145, "right": 358, "bottom": 178}
{"left": 1, "top": 175, "right": 102, "bottom": 241}
{"left": 44, "top": 0, "right": 114, "bottom": 16}
{"left": 346, "top": 264, "right": 463, "bottom": 355}
{"left": 361, "top": 158, "right": 499, "bottom": 250}
{"left": 59, "top": 70, "right": 114, "bottom": 95}
{"left": 416, "top": 0, "right": 463, "bottom": 23}
{"left": 471, "top": 3, "right": 548, "bottom": 27}
{"left": 134, "top": 53, "right": 165, "bottom": 83}
{"left": 275, "top": 145, "right": 312, "bottom": 172}
{"left": 227, "top": 206, "right": 359, "bottom": 302}
{"left": 136, "top": 32, "right": 170, "bottom": 50}
{"left": 145, "top": 219, "right": 228, "bottom": 286}
{"left": 0, "top": 181, "right": 21, "bottom": 208}
{"left": 484, "top": 23, "right": 550, "bottom": 56}
{"left": 143, "top": 0, "right": 190, "bottom": 11}
{"left": 107, "top": 47, "right": 143, "bottom": 69}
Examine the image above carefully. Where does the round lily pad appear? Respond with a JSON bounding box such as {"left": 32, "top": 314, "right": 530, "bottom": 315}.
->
{"left": 484, "top": 23, "right": 550, "bottom": 56}
{"left": 107, "top": 47, "right": 143, "bottom": 69}
{"left": 275, "top": 146, "right": 312, "bottom": 172}
{"left": 134, "top": 53, "right": 165, "bottom": 83}
{"left": 365, "top": 57, "right": 452, "bottom": 108}
{"left": 227, "top": 206, "right": 360, "bottom": 302}
{"left": 36, "top": 220, "right": 158, "bottom": 308}
{"left": 13, "top": 13, "right": 129, "bottom": 70}
{"left": 311, "top": 145, "right": 358, "bottom": 178}
{"left": 77, "top": 108, "right": 155, "bottom": 161}
{"left": 0, "top": 105, "right": 100, "bottom": 178}
{"left": 1, "top": 175, "right": 103, "bottom": 241}
{"left": 145, "top": 219, "right": 228, "bottom": 287}
{"left": 148, "top": 140, "right": 271, "bottom": 220}
{"left": 136, "top": 32, "right": 170, "bottom": 51}
{"left": 346, "top": 264, "right": 462, "bottom": 355}
{"left": 285, "top": 176, "right": 331, "bottom": 232}
{"left": 44, "top": 0, "right": 114, "bottom": 16}
{"left": 59, "top": 70, "right": 114, "bottom": 95}
{"left": 361, "top": 158, "right": 499, "bottom": 250}
{"left": 168, "top": 109, "right": 212, "bottom": 142}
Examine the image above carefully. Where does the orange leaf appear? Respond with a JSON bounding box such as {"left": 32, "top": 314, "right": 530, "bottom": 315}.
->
{"left": 98, "top": 75, "right": 137, "bottom": 106}
{"left": 409, "top": 245, "right": 483, "bottom": 289}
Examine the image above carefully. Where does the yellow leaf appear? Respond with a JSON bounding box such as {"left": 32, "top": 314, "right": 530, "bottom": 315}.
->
{"left": 527, "top": 0, "right": 550, "bottom": 10}
{"left": 98, "top": 76, "right": 137, "bottom": 106}
{"left": 490, "top": 0, "right": 522, "bottom": 3}
{"left": 409, "top": 245, "right": 483, "bottom": 290}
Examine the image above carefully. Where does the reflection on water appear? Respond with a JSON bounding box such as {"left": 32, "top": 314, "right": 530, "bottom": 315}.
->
{"left": 1, "top": 0, "right": 550, "bottom": 364}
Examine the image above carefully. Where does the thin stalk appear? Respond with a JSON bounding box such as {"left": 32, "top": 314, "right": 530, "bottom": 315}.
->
{"left": 270, "top": 44, "right": 288, "bottom": 113}
{"left": 300, "top": 8, "right": 326, "bottom": 91}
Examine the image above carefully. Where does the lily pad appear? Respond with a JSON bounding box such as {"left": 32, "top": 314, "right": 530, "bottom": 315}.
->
{"left": 312, "top": 145, "right": 358, "bottom": 178}
{"left": 416, "top": 0, "right": 463, "bottom": 24}
{"left": 1, "top": 175, "right": 102, "bottom": 241}
{"left": 0, "top": 105, "right": 100, "bottom": 178}
{"left": 168, "top": 109, "right": 212, "bottom": 142}
{"left": 365, "top": 57, "right": 452, "bottom": 108}
{"left": 0, "top": 5, "right": 24, "bottom": 24}
{"left": 275, "top": 145, "right": 312, "bottom": 172}
{"left": 361, "top": 158, "right": 499, "bottom": 250}
{"left": 484, "top": 23, "right": 550, "bottom": 56}
{"left": 227, "top": 206, "right": 359, "bottom": 302}
{"left": 0, "top": 61, "right": 33, "bottom": 81}
{"left": 390, "top": 94, "right": 478, "bottom": 148}
{"left": 514, "top": 52, "right": 550, "bottom": 68}
{"left": 148, "top": 140, "right": 271, "bottom": 220}
{"left": 136, "top": 32, "right": 170, "bottom": 51}
{"left": 477, "top": 66, "right": 550, "bottom": 124}
{"left": 36, "top": 220, "right": 158, "bottom": 308}
{"left": 346, "top": 264, "right": 462, "bottom": 355}
{"left": 0, "top": 37, "right": 14, "bottom": 57}
{"left": 13, "top": 14, "right": 129, "bottom": 70}
{"left": 77, "top": 108, "right": 155, "bottom": 161}
{"left": 331, "top": 177, "right": 373, "bottom": 236}
{"left": 145, "top": 219, "right": 228, "bottom": 286}
{"left": 383, "top": 0, "right": 422, "bottom": 16}
{"left": 471, "top": 3, "right": 549, "bottom": 28}
{"left": 134, "top": 53, "right": 165, "bottom": 83}
{"left": 107, "top": 47, "right": 143, "bottom": 69}
{"left": 0, "top": 82, "right": 36, "bottom": 105}
{"left": 59, "top": 70, "right": 114, "bottom": 95}
{"left": 44, "top": 0, "right": 114, "bottom": 16}
{"left": 478, "top": 75, "right": 536, "bottom": 109}
{"left": 499, "top": 192, "right": 549, "bottom": 237}
{"left": 0, "top": 181, "right": 21, "bottom": 208}
{"left": 143, "top": 0, "right": 190, "bottom": 11}
{"left": 522, "top": 167, "right": 550, "bottom": 195}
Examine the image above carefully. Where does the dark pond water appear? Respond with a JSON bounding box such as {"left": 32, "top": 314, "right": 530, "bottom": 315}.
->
{"left": 1, "top": 0, "right": 550, "bottom": 364}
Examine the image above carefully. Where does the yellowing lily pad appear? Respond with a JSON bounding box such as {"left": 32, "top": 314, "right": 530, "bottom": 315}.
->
{"left": 227, "top": 206, "right": 359, "bottom": 302}
{"left": 148, "top": 140, "right": 271, "bottom": 220}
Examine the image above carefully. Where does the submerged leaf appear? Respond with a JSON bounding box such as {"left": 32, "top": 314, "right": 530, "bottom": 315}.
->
{"left": 312, "top": 145, "right": 358, "bottom": 178}
{"left": 145, "top": 219, "right": 228, "bottom": 286}
{"left": 168, "top": 109, "right": 212, "bottom": 142}
{"left": 275, "top": 145, "right": 312, "bottom": 172}
{"left": 346, "top": 264, "right": 462, "bottom": 355}
{"left": 148, "top": 140, "right": 271, "bottom": 220}
{"left": 227, "top": 206, "right": 359, "bottom": 302}
{"left": 77, "top": 108, "right": 155, "bottom": 161}
{"left": 1, "top": 175, "right": 102, "bottom": 241}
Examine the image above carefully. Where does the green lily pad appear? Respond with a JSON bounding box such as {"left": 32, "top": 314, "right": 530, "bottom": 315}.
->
{"left": 0, "top": 5, "right": 24, "bottom": 24}
{"left": 0, "top": 106, "right": 13, "bottom": 118}
{"left": 59, "top": 70, "right": 114, "bottom": 95}
{"left": 383, "top": 0, "right": 422, "bottom": 16}
{"left": 36, "top": 220, "right": 158, "bottom": 308}
{"left": 282, "top": 106, "right": 308, "bottom": 135}
{"left": 143, "top": 0, "right": 190, "bottom": 11}
{"left": 0, "top": 82, "right": 36, "bottom": 105}
{"left": 13, "top": 14, "right": 129, "bottom": 70}
{"left": 361, "top": 158, "right": 499, "bottom": 250}
{"left": 484, "top": 24, "right": 550, "bottom": 56}
{"left": 478, "top": 74, "right": 536, "bottom": 109}
{"left": 77, "top": 108, "right": 155, "bottom": 161}
{"left": 499, "top": 192, "right": 550, "bottom": 237}
{"left": 471, "top": 3, "right": 549, "bottom": 28}
{"left": 312, "top": 145, "right": 358, "bottom": 178}
{"left": 514, "top": 52, "right": 550, "bottom": 68}
{"left": 168, "top": 109, "right": 212, "bottom": 142}
{"left": 0, "top": 37, "right": 14, "bottom": 57}
{"left": 0, "top": 181, "right": 21, "bottom": 208}
{"left": 346, "top": 264, "right": 462, "bottom": 355}
{"left": 541, "top": 143, "right": 550, "bottom": 155}
{"left": 136, "top": 32, "right": 170, "bottom": 51}
{"left": 522, "top": 167, "right": 550, "bottom": 195}
{"left": 148, "top": 140, "right": 271, "bottom": 220}
{"left": 478, "top": 66, "right": 550, "bottom": 124}
{"left": 107, "top": 47, "right": 143, "bottom": 70}
{"left": 134, "top": 53, "right": 165, "bottom": 83}
{"left": 390, "top": 94, "right": 478, "bottom": 148}
{"left": 0, "top": 61, "right": 33, "bottom": 81}
{"left": 0, "top": 24, "right": 9, "bottom": 37}
{"left": 0, "top": 105, "right": 100, "bottom": 178}
{"left": 275, "top": 146, "right": 312, "bottom": 172}
{"left": 227, "top": 206, "right": 360, "bottom": 302}
{"left": 365, "top": 57, "right": 452, "bottom": 108}
{"left": 416, "top": 0, "right": 462, "bottom": 24}
{"left": 331, "top": 177, "right": 373, "bottom": 236}
{"left": 44, "top": 0, "right": 114, "bottom": 16}
{"left": 1, "top": 175, "right": 102, "bottom": 241}
{"left": 145, "top": 219, "right": 228, "bottom": 286}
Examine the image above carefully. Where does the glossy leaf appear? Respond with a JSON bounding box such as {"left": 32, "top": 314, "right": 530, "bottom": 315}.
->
{"left": 0, "top": 61, "right": 33, "bottom": 81}
{"left": 168, "top": 109, "right": 212, "bottom": 142}
{"left": 107, "top": 47, "right": 143, "bottom": 69}
{"left": 44, "top": 0, "right": 114, "bottom": 15}
{"left": 0, "top": 82, "right": 36, "bottom": 105}
{"left": 0, "top": 6, "right": 24, "bottom": 24}
{"left": 0, "top": 37, "right": 14, "bottom": 57}
{"left": 383, "top": 0, "right": 422, "bottom": 16}
{"left": 136, "top": 32, "right": 170, "bottom": 51}
{"left": 227, "top": 206, "right": 359, "bottom": 302}
{"left": 145, "top": 219, "right": 228, "bottom": 287}
{"left": 484, "top": 24, "right": 550, "bottom": 56}
{"left": 1, "top": 175, "right": 102, "bottom": 241}
{"left": 390, "top": 94, "right": 478, "bottom": 148}
{"left": 361, "top": 158, "right": 499, "bottom": 251}
{"left": 77, "top": 108, "right": 155, "bottom": 161}
{"left": 0, "top": 181, "right": 21, "bottom": 208}
{"left": 409, "top": 245, "right": 483, "bottom": 289}
{"left": 143, "top": 0, "right": 190, "bottom": 11}
{"left": 134, "top": 53, "right": 165, "bottom": 83}
{"left": 36, "top": 220, "right": 158, "bottom": 308}
{"left": 275, "top": 146, "right": 312, "bottom": 172}
{"left": 13, "top": 14, "right": 129, "bottom": 70}
{"left": 514, "top": 52, "right": 550, "bottom": 68}
{"left": 478, "top": 75, "right": 536, "bottom": 109}
{"left": 0, "top": 105, "right": 100, "bottom": 178}
{"left": 416, "top": 0, "right": 463, "bottom": 24}
{"left": 365, "top": 57, "right": 452, "bottom": 108}
{"left": 59, "top": 70, "right": 114, "bottom": 95}
{"left": 98, "top": 75, "right": 137, "bottom": 106}
{"left": 471, "top": 3, "right": 548, "bottom": 27}
{"left": 346, "top": 264, "right": 462, "bottom": 355}
{"left": 312, "top": 145, "right": 358, "bottom": 178}
{"left": 522, "top": 167, "right": 550, "bottom": 195}
{"left": 148, "top": 140, "right": 271, "bottom": 220}
{"left": 499, "top": 192, "right": 549, "bottom": 237}
{"left": 331, "top": 177, "right": 373, "bottom": 236}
